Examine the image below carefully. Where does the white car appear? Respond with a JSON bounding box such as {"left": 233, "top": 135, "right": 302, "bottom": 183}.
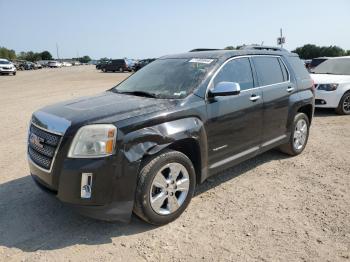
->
{"left": 0, "top": 58, "right": 16, "bottom": 75}
{"left": 62, "top": 61, "right": 72, "bottom": 67}
{"left": 48, "top": 61, "right": 62, "bottom": 68}
{"left": 311, "top": 56, "right": 350, "bottom": 115}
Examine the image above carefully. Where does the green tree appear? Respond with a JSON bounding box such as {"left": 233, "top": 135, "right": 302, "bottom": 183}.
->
{"left": 293, "top": 44, "right": 346, "bottom": 59}
{"left": 40, "top": 51, "right": 52, "bottom": 60}
{"left": 0, "top": 47, "right": 16, "bottom": 60}
{"left": 78, "top": 55, "right": 91, "bottom": 63}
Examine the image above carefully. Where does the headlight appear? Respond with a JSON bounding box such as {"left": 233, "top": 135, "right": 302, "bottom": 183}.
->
{"left": 317, "top": 83, "right": 338, "bottom": 91}
{"left": 68, "top": 124, "right": 117, "bottom": 158}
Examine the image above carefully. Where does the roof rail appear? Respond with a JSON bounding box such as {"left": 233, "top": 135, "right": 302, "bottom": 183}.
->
{"left": 189, "top": 48, "right": 221, "bottom": 52}
{"left": 238, "top": 45, "right": 288, "bottom": 52}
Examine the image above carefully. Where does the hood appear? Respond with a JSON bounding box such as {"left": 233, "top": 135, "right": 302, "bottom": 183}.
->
{"left": 311, "top": 73, "right": 350, "bottom": 84}
{"left": 33, "top": 91, "right": 176, "bottom": 131}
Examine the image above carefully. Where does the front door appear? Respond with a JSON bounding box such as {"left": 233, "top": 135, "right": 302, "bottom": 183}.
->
{"left": 206, "top": 57, "right": 263, "bottom": 171}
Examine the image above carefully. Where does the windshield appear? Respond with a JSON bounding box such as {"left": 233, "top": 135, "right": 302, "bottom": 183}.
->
{"left": 313, "top": 58, "right": 350, "bottom": 75}
{"left": 112, "top": 58, "right": 216, "bottom": 99}
{"left": 0, "top": 60, "right": 10, "bottom": 65}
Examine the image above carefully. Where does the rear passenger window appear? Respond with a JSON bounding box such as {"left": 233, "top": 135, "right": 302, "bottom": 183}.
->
{"left": 253, "top": 57, "right": 285, "bottom": 86}
{"left": 213, "top": 58, "right": 254, "bottom": 90}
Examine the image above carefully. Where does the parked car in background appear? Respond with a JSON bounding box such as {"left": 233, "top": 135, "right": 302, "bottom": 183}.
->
{"left": 100, "top": 59, "right": 132, "bottom": 72}
{"left": 309, "top": 57, "right": 330, "bottom": 71}
{"left": 311, "top": 56, "right": 350, "bottom": 115}
{"left": 27, "top": 47, "right": 314, "bottom": 225}
{"left": 33, "top": 62, "right": 42, "bottom": 70}
{"left": 48, "top": 61, "right": 62, "bottom": 68}
{"left": 96, "top": 60, "right": 110, "bottom": 70}
{"left": 37, "top": 60, "right": 49, "bottom": 68}
{"left": 62, "top": 62, "right": 72, "bottom": 67}
{"left": 72, "top": 61, "right": 81, "bottom": 66}
{"left": 12, "top": 60, "right": 26, "bottom": 71}
{"left": 0, "top": 58, "right": 16, "bottom": 75}
{"left": 24, "top": 62, "right": 35, "bottom": 70}
{"left": 134, "top": 58, "right": 156, "bottom": 71}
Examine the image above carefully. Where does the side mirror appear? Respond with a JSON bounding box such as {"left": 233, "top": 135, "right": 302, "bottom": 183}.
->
{"left": 209, "top": 82, "right": 241, "bottom": 97}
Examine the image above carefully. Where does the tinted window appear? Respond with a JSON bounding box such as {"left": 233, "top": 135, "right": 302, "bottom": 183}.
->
{"left": 310, "top": 58, "right": 327, "bottom": 68}
{"left": 253, "top": 57, "right": 284, "bottom": 86}
{"left": 288, "top": 56, "right": 310, "bottom": 79}
{"left": 213, "top": 58, "right": 254, "bottom": 90}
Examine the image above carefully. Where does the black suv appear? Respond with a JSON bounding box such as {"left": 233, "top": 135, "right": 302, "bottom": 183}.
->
{"left": 133, "top": 58, "right": 156, "bottom": 71}
{"left": 27, "top": 48, "right": 314, "bottom": 225}
{"left": 100, "top": 59, "right": 132, "bottom": 72}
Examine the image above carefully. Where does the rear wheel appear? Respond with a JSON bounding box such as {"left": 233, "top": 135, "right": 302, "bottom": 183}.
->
{"left": 133, "top": 150, "right": 196, "bottom": 225}
{"left": 279, "top": 112, "right": 310, "bottom": 156}
{"left": 335, "top": 91, "right": 350, "bottom": 115}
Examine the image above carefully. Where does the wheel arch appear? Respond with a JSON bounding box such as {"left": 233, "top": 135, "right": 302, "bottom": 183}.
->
{"left": 122, "top": 117, "right": 209, "bottom": 184}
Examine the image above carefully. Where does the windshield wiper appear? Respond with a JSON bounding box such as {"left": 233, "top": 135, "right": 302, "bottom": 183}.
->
{"left": 115, "top": 90, "right": 158, "bottom": 98}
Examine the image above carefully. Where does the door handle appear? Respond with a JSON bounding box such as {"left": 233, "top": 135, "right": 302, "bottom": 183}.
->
{"left": 250, "top": 94, "right": 260, "bottom": 102}
{"left": 287, "top": 86, "right": 294, "bottom": 93}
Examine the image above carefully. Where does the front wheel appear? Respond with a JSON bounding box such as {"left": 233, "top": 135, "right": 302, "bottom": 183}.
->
{"left": 133, "top": 150, "right": 196, "bottom": 225}
{"left": 335, "top": 92, "right": 350, "bottom": 115}
{"left": 279, "top": 112, "right": 310, "bottom": 156}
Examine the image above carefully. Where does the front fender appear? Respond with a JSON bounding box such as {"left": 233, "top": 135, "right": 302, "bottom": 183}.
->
{"left": 121, "top": 117, "right": 208, "bottom": 180}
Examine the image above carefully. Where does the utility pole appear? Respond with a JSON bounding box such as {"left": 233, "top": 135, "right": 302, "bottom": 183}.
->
{"left": 56, "top": 43, "right": 60, "bottom": 60}
{"left": 280, "top": 28, "right": 283, "bottom": 48}
{"left": 277, "top": 28, "right": 285, "bottom": 48}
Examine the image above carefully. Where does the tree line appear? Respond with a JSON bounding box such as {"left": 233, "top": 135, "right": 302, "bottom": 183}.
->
{"left": 224, "top": 44, "right": 350, "bottom": 59}
{"left": 0, "top": 46, "right": 91, "bottom": 63}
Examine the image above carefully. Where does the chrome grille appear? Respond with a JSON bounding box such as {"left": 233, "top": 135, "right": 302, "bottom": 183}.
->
{"left": 28, "top": 124, "right": 62, "bottom": 171}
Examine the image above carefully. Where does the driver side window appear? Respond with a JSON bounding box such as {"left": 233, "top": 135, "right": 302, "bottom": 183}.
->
{"left": 213, "top": 58, "right": 254, "bottom": 90}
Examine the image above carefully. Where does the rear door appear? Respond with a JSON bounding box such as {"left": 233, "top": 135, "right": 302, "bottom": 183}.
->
{"left": 252, "top": 56, "right": 294, "bottom": 144}
{"left": 206, "top": 57, "right": 263, "bottom": 170}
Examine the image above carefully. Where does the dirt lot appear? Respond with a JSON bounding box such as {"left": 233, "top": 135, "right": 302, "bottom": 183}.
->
{"left": 0, "top": 66, "right": 349, "bottom": 262}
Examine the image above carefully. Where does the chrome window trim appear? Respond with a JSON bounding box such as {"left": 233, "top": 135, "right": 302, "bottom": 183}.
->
{"left": 205, "top": 55, "right": 291, "bottom": 100}
{"left": 27, "top": 122, "right": 64, "bottom": 173}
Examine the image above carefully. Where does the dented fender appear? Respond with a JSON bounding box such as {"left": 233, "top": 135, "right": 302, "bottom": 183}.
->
{"left": 121, "top": 117, "right": 208, "bottom": 182}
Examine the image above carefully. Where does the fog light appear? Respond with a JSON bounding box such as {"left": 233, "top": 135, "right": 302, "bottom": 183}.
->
{"left": 81, "top": 173, "right": 93, "bottom": 199}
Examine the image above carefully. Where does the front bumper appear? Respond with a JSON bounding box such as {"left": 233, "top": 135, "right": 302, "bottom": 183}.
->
{"left": 0, "top": 68, "right": 16, "bottom": 74}
{"left": 29, "top": 153, "right": 141, "bottom": 222}
{"left": 315, "top": 90, "right": 341, "bottom": 108}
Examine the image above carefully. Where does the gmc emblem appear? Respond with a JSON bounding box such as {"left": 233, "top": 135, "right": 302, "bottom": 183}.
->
{"left": 29, "top": 133, "right": 45, "bottom": 148}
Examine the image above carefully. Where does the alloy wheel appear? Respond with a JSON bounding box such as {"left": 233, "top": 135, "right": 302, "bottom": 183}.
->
{"left": 342, "top": 95, "right": 350, "bottom": 113}
{"left": 293, "top": 119, "right": 308, "bottom": 150}
{"left": 150, "top": 163, "right": 190, "bottom": 215}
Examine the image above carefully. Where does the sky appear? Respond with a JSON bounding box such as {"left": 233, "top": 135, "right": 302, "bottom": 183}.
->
{"left": 1, "top": 0, "right": 350, "bottom": 59}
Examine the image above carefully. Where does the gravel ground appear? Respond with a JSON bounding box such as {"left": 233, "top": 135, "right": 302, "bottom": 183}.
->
{"left": 0, "top": 66, "right": 349, "bottom": 262}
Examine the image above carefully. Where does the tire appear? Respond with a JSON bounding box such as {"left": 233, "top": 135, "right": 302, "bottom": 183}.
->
{"left": 279, "top": 112, "right": 310, "bottom": 156}
{"left": 119, "top": 67, "right": 123, "bottom": 72}
{"left": 133, "top": 150, "right": 196, "bottom": 225}
{"left": 102, "top": 68, "right": 107, "bottom": 72}
{"left": 335, "top": 91, "right": 350, "bottom": 115}
{"left": 13, "top": 71, "right": 16, "bottom": 76}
